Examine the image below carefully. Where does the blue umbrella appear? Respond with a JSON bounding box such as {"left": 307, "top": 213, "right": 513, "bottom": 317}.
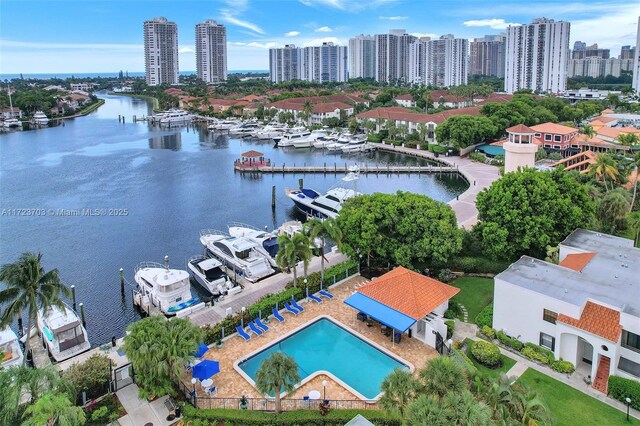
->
{"left": 193, "top": 342, "right": 209, "bottom": 358}
{"left": 192, "top": 360, "right": 220, "bottom": 381}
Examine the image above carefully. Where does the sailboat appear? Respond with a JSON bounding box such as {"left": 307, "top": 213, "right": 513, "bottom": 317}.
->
{"left": 2, "top": 85, "right": 23, "bottom": 129}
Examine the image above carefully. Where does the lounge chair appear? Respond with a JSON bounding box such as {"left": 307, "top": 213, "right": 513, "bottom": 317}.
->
{"left": 248, "top": 321, "right": 264, "bottom": 336}
{"left": 205, "top": 386, "right": 217, "bottom": 395}
{"left": 255, "top": 317, "right": 269, "bottom": 332}
{"left": 319, "top": 290, "right": 334, "bottom": 299}
{"left": 272, "top": 307, "right": 285, "bottom": 322}
{"left": 291, "top": 299, "right": 304, "bottom": 312}
{"left": 284, "top": 302, "right": 299, "bottom": 315}
{"left": 236, "top": 326, "right": 251, "bottom": 341}
{"left": 308, "top": 293, "right": 322, "bottom": 303}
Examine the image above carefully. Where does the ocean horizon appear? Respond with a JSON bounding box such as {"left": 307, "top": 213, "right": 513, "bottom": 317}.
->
{"left": 0, "top": 70, "right": 269, "bottom": 81}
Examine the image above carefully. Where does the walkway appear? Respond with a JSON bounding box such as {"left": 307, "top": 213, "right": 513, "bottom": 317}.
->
{"left": 373, "top": 144, "right": 501, "bottom": 228}
{"left": 188, "top": 250, "right": 347, "bottom": 327}
{"left": 234, "top": 163, "right": 457, "bottom": 174}
{"left": 116, "top": 384, "right": 179, "bottom": 426}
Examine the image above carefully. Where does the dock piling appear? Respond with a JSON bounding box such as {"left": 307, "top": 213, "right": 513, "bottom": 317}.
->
{"left": 298, "top": 178, "right": 303, "bottom": 190}
{"left": 71, "top": 285, "right": 76, "bottom": 310}
{"left": 79, "top": 303, "right": 86, "bottom": 327}
{"left": 271, "top": 185, "right": 276, "bottom": 210}
{"left": 120, "top": 268, "right": 125, "bottom": 294}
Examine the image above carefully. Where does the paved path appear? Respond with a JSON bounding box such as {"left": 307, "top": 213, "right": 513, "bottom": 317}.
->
{"left": 374, "top": 144, "right": 501, "bottom": 228}
{"left": 188, "top": 251, "right": 348, "bottom": 327}
{"left": 116, "top": 384, "right": 179, "bottom": 426}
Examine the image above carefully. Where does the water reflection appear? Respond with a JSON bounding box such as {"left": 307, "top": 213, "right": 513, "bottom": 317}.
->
{"left": 149, "top": 132, "right": 182, "bottom": 150}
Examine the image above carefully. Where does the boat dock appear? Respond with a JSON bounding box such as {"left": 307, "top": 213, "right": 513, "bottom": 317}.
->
{"left": 234, "top": 162, "right": 457, "bottom": 174}
{"left": 28, "top": 334, "right": 52, "bottom": 368}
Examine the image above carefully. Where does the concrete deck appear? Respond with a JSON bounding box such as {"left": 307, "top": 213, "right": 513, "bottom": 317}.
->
{"left": 116, "top": 384, "right": 179, "bottom": 426}
{"left": 57, "top": 337, "right": 129, "bottom": 371}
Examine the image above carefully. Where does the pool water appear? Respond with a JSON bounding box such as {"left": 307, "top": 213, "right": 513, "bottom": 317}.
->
{"left": 237, "top": 318, "right": 409, "bottom": 399}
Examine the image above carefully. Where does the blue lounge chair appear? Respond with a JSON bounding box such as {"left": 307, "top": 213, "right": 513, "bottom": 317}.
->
{"left": 236, "top": 326, "right": 251, "bottom": 341}
{"left": 272, "top": 307, "right": 285, "bottom": 322}
{"left": 248, "top": 321, "right": 263, "bottom": 336}
{"left": 319, "top": 290, "right": 334, "bottom": 299}
{"left": 284, "top": 302, "right": 299, "bottom": 315}
{"left": 255, "top": 317, "right": 269, "bottom": 332}
{"left": 291, "top": 299, "right": 304, "bottom": 312}
{"left": 308, "top": 293, "right": 322, "bottom": 303}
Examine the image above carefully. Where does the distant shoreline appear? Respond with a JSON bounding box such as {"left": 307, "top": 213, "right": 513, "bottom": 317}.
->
{"left": 0, "top": 70, "right": 269, "bottom": 80}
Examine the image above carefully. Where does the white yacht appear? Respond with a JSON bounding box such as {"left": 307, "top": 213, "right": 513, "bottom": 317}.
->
{"left": 277, "top": 127, "right": 311, "bottom": 147}
{"left": 209, "top": 119, "right": 240, "bottom": 131}
{"left": 1, "top": 327, "right": 24, "bottom": 368}
{"left": 199, "top": 230, "right": 275, "bottom": 282}
{"left": 158, "top": 109, "right": 193, "bottom": 125}
{"left": 134, "top": 257, "right": 201, "bottom": 316}
{"left": 187, "top": 256, "right": 237, "bottom": 297}
{"left": 229, "top": 122, "right": 262, "bottom": 137}
{"left": 326, "top": 132, "right": 353, "bottom": 152}
{"left": 227, "top": 222, "right": 279, "bottom": 265}
{"left": 290, "top": 129, "right": 329, "bottom": 149}
{"left": 255, "top": 123, "right": 287, "bottom": 141}
{"left": 313, "top": 134, "right": 338, "bottom": 149}
{"left": 36, "top": 303, "right": 90, "bottom": 362}
{"left": 31, "top": 111, "right": 50, "bottom": 126}
{"left": 341, "top": 134, "right": 369, "bottom": 153}
{"left": 2, "top": 118, "right": 22, "bottom": 128}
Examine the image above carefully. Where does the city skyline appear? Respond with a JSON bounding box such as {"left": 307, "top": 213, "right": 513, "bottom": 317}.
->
{"left": 1, "top": 0, "right": 639, "bottom": 74}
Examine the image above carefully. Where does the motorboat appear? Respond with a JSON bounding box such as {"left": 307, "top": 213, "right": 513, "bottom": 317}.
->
{"left": 158, "top": 109, "right": 193, "bottom": 125}
{"left": 326, "top": 132, "right": 353, "bottom": 152}
{"left": 36, "top": 303, "right": 90, "bottom": 362}
{"left": 228, "top": 222, "right": 279, "bottom": 265}
{"left": 1, "top": 327, "right": 24, "bottom": 368}
{"left": 255, "top": 123, "right": 287, "bottom": 141}
{"left": 290, "top": 129, "right": 329, "bottom": 149}
{"left": 286, "top": 169, "right": 362, "bottom": 219}
{"left": 31, "top": 111, "right": 50, "bottom": 126}
{"left": 229, "top": 122, "right": 262, "bottom": 137}
{"left": 187, "top": 256, "right": 238, "bottom": 296}
{"left": 313, "top": 134, "right": 338, "bottom": 149}
{"left": 208, "top": 119, "right": 239, "bottom": 131}
{"left": 341, "top": 135, "right": 369, "bottom": 153}
{"left": 277, "top": 127, "right": 311, "bottom": 147}
{"left": 134, "top": 257, "right": 202, "bottom": 316}
{"left": 200, "top": 230, "right": 275, "bottom": 282}
{"left": 2, "top": 118, "right": 22, "bottom": 128}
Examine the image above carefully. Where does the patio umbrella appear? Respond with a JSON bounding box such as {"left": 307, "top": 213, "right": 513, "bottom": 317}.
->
{"left": 192, "top": 360, "right": 220, "bottom": 381}
{"left": 193, "top": 342, "right": 209, "bottom": 358}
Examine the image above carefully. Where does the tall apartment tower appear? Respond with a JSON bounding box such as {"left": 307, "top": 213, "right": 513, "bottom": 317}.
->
{"left": 195, "top": 20, "right": 227, "bottom": 84}
{"left": 633, "top": 17, "right": 640, "bottom": 93}
{"left": 571, "top": 42, "right": 609, "bottom": 59}
{"left": 504, "top": 18, "right": 570, "bottom": 94}
{"left": 469, "top": 34, "right": 506, "bottom": 78}
{"left": 144, "top": 17, "right": 179, "bottom": 86}
{"left": 269, "top": 45, "right": 302, "bottom": 83}
{"left": 425, "top": 35, "right": 469, "bottom": 87}
{"left": 620, "top": 45, "right": 636, "bottom": 60}
{"left": 374, "top": 30, "right": 416, "bottom": 83}
{"left": 408, "top": 38, "right": 429, "bottom": 84}
{"left": 348, "top": 35, "right": 376, "bottom": 79}
{"left": 302, "top": 42, "right": 348, "bottom": 83}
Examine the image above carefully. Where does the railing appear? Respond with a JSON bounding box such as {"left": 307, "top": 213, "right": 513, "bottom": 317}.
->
{"left": 134, "top": 261, "right": 166, "bottom": 274}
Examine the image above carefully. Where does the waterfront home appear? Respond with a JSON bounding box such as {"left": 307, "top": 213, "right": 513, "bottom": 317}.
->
{"left": 266, "top": 99, "right": 353, "bottom": 125}
{"left": 70, "top": 82, "right": 98, "bottom": 91}
{"left": 393, "top": 93, "right": 415, "bottom": 108}
{"left": 0, "top": 107, "right": 23, "bottom": 120}
{"left": 493, "top": 229, "right": 640, "bottom": 393}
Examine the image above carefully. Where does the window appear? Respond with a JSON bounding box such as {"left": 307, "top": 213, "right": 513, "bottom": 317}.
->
{"left": 622, "top": 330, "right": 640, "bottom": 353}
{"left": 543, "top": 309, "right": 558, "bottom": 324}
{"left": 554, "top": 135, "right": 562, "bottom": 142}
{"left": 619, "top": 357, "right": 640, "bottom": 378}
{"left": 539, "top": 332, "right": 555, "bottom": 351}
{"left": 545, "top": 134, "right": 552, "bottom": 141}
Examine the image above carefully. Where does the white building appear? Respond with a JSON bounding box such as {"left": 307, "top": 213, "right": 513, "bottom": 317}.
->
{"left": 633, "top": 17, "right": 640, "bottom": 93}
{"left": 374, "top": 30, "right": 415, "bottom": 83}
{"left": 269, "top": 45, "right": 302, "bottom": 83}
{"left": 195, "top": 20, "right": 227, "bottom": 84}
{"left": 144, "top": 17, "right": 179, "bottom": 86}
{"left": 503, "top": 124, "right": 539, "bottom": 173}
{"left": 424, "top": 35, "right": 468, "bottom": 87}
{"left": 493, "top": 229, "right": 640, "bottom": 391}
{"left": 407, "top": 38, "right": 428, "bottom": 85}
{"left": 70, "top": 83, "right": 97, "bottom": 91}
{"left": 302, "top": 42, "right": 348, "bottom": 83}
{"left": 504, "top": 18, "right": 570, "bottom": 94}
{"left": 348, "top": 35, "right": 376, "bottom": 79}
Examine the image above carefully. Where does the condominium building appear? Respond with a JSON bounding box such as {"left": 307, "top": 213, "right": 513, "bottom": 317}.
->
{"left": 504, "top": 18, "right": 570, "bottom": 94}
{"left": 269, "top": 43, "right": 347, "bottom": 84}
{"left": 469, "top": 34, "right": 506, "bottom": 78}
{"left": 407, "top": 38, "right": 428, "bottom": 85}
{"left": 571, "top": 41, "right": 610, "bottom": 59}
{"left": 424, "top": 35, "right": 468, "bottom": 87}
{"left": 269, "top": 45, "right": 302, "bottom": 83}
{"left": 568, "top": 57, "right": 629, "bottom": 78}
{"left": 144, "top": 17, "right": 179, "bottom": 86}
{"left": 620, "top": 45, "right": 635, "bottom": 60}
{"left": 348, "top": 35, "right": 376, "bottom": 79}
{"left": 195, "top": 20, "right": 227, "bottom": 84}
{"left": 374, "top": 30, "right": 416, "bottom": 83}
{"left": 633, "top": 17, "right": 640, "bottom": 93}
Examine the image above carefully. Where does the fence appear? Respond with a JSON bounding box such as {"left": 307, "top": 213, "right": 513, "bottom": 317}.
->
{"left": 193, "top": 397, "right": 379, "bottom": 411}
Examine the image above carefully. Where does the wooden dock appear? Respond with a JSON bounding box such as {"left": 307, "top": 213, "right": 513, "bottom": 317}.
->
{"left": 234, "top": 163, "right": 457, "bottom": 174}
{"left": 28, "top": 334, "right": 52, "bottom": 368}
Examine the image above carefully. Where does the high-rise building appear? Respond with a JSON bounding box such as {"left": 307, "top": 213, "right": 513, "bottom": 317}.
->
{"left": 374, "top": 30, "right": 416, "bottom": 83}
{"left": 144, "top": 17, "right": 179, "bottom": 86}
{"left": 348, "top": 35, "right": 376, "bottom": 79}
{"left": 469, "top": 34, "right": 506, "bottom": 78}
{"left": 302, "top": 42, "right": 348, "bottom": 83}
{"left": 269, "top": 45, "right": 302, "bottom": 83}
{"left": 568, "top": 57, "right": 625, "bottom": 78}
{"left": 620, "top": 45, "right": 636, "bottom": 60}
{"left": 571, "top": 42, "right": 609, "bottom": 59}
{"left": 424, "top": 35, "right": 468, "bottom": 87}
{"left": 633, "top": 17, "right": 640, "bottom": 93}
{"left": 195, "top": 20, "right": 227, "bottom": 84}
{"left": 407, "top": 38, "right": 428, "bottom": 84}
{"left": 504, "top": 18, "right": 570, "bottom": 94}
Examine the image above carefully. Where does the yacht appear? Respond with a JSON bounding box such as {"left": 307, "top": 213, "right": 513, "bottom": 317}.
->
{"left": 1, "top": 327, "right": 24, "bottom": 368}
{"left": 209, "top": 119, "right": 240, "bottom": 131}
{"left": 341, "top": 134, "right": 369, "bottom": 153}
{"left": 313, "top": 134, "right": 338, "bottom": 149}
{"left": 277, "top": 127, "right": 311, "bottom": 147}
{"left": 255, "top": 123, "right": 287, "bottom": 141}
{"left": 290, "top": 129, "right": 329, "bottom": 149}
{"left": 36, "top": 303, "right": 90, "bottom": 362}
{"left": 326, "top": 132, "right": 353, "bottom": 152}
{"left": 31, "top": 111, "right": 50, "bottom": 126}
{"left": 286, "top": 169, "right": 362, "bottom": 219}
{"left": 199, "top": 230, "right": 275, "bottom": 282}
{"left": 229, "top": 122, "right": 262, "bottom": 137}
{"left": 2, "top": 118, "right": 22, "bottom": 129}
{"left": 134, "top": 257, "right": 201, "bottom": 316}
{"left": 158, "top": 109, "right": 193, "bottom": 125}
{"left": 187, "top": 256, "right": 237, "bottom": 296}
{"left": 227, "top": 222, "right": 279, "bottom": 265}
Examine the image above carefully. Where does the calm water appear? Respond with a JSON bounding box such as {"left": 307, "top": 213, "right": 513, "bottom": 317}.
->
{"left": 238, "top": 318, "right": 409, "bottom": 399}
{"left": 0, "top": 93, "right": 467, "bottom": 346}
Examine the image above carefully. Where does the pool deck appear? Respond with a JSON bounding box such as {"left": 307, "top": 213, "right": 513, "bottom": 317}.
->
{"left": 182, "top": 276, "right": 438, "bottom": 403}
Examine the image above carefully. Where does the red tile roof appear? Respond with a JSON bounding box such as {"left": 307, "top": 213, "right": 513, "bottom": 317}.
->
{"left": 394, "top": 93, "right": 413, "bottom": 101}
{"left": 559, "top": 252, "right": 596, "bottom": 271}
{"left": 506, "top": 124, "right": 536, "bottom": 134}
{"left": 557, "top": 301, "right": 622, "bottom": 342}
{"left": 357, "top": 106, "right": 481, "bottom": 125}
{"left": 530, "top": 122, "right": 577, "bottom": 135}
{"left": 241, "top": 150, "right": 263, "bottom": 158}
{"left": 312, "top": 102, "right": 352, "bottom": 113}
{"left": 357, "top": 267, "right": 460, "bottom": 320}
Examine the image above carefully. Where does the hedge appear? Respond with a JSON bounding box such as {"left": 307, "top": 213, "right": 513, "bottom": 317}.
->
{"left": 481, "top": 325, "right": 496, "bottom": 340}
{"left": 182, "top": 405, "right": 402, "bottom": 425}
{"left": 522, "top": 343, "right": 554, "bottom": 364}
{"left": 445, "top": 320, "right": 455, "bottom": 340}
{"left": 608, "top": 376, "right": 640, "bottom": 411}
{"left": 448, "top": 256, "right": 511, "bottom": 274}
{"left": 521, "top": 347, "right": 550, "bottom": 365}
{"left": 551, "top": 360, "right": 575, "bottom": 374}
{"left": 471, "top": 340, "right": 501, "bottom": 367}
{"left": 496, "top": 330, "right": 524, "bottom": 351}
{"left": 475, "top": 304, "right": 493, "bottom": 328}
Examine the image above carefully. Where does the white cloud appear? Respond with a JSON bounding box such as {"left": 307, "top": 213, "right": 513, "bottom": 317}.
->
{"left": 379, "top": 16, "right": 407, "bottom": 21}
{"left": 178, "top": 46, "right": 195, "bottom": 53}
{"left": 299, "top": 0, "right": 399, "bottom": 11}
{"left": 302, "top": 36, "right": 345, "bottom": 47}
{"left": 285, "top": 31, "right": 300, "bottom": 36}
{"left": 315, "top": 26, "right": 333, "bottom": 32}
{"left": 463, "top": 18, "right": 518, "bottom": 30}
{"left": 219, "top": 0, "right": 265, "bottom": 35}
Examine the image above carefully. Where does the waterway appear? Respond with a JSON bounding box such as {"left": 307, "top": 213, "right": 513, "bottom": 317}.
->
{"left": 0, "top": 93, "right": 467, "bottom": 346}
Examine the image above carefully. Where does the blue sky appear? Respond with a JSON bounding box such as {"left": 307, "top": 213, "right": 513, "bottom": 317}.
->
{"left": 1, "top": 0, "right": 639, "bottom": 73}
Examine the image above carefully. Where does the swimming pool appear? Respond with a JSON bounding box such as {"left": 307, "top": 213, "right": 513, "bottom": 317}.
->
{"left": 235, "top": 316, "right": 411, "bottom": 400}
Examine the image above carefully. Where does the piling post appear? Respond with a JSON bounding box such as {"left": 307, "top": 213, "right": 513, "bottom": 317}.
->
{"left": 71, "top": 285, "right": 77, "bottom": 310}
{"left": 298, "top": 178, "right": 303, "bottom": 190}
{"left": 271, "top": 185, "right": 276, "bottom": 210}
{"left": 17, "top": 312, "right": 23, "bottom": 337}
{"left": 133, "top": 115, "right": 136, "bottom": 122}
{"left": 79, "top": 303, "right": 86, "bottom": 327}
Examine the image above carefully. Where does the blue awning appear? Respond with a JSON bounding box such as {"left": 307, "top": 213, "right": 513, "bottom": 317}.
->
{"left": 344, "top": 292, "right": 416, "bottom": 332}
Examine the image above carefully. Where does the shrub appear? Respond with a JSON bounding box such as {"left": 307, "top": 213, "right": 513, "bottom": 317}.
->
{"left": 608, "top": 376, "right": 640, "bottom": 411}
{"left": 63, "top": 354, "right": 112, "bottom": 402}
{"left": 475, "top": 303, "right": 493, "bottom": 328}
{"left": 445, "top": 320, "right": 455, "bottom": 340}
{"left": 469, "top": 152, "right": 486, "bottom": 163}
{"left": 523, "top": 343, "right": 554, "bottom": 364}
{"left": 452, "top": 340, "right": 464, "bottom": 350}
{"left": 91, "top": 406, "right": 109, "bottom": 422}
{"left": 496, "top": 330, "right": 524, "bottom": 351}
{"left": 444, "top": 300, "right": 463, "bottom": 319}
{"left": 521, "top": 347, "right": 550, "bottom": 364}
{"left": 551, "top": 359, "right": 575, "bottom": 374}
{"left": 471, "top": 340, "right": 501, "bottom": 367}
{"left": 437, "top": 268, "right": 456, "bottom": 283}
{"left": 481, "top": 325, "right": 496, "bottom": 340}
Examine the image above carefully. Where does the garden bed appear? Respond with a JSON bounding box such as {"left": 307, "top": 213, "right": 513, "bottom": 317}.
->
{"left": 463, "top": 338, "right": 516, "bottom": 377}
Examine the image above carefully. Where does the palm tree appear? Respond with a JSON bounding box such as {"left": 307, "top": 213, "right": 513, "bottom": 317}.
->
{"left": 628, "top": 153, "right": 640, "bottom": 212}
{"left": 405, "top": 394, "right": 447, "bottom": 426}
{"left": 442, "top": 389, "right": 493, "bottom": 425}
{"left": 628, "top": 211, "right": 640, "bottom": 247}
{"left": 617, "top": 133, "right": 639, "bottom": 147}
{"left": 0, "top": 252, "right": 71, "bottom": 366}
{"left": 579, "top": 124, "right": 595, "bottom": 141}
{"left": 418, "top": 356, "right": 468, "bottom": 398}
{"left": 596, "top": 189, "right": 631, "bottom": 233}
{"left": 22, "top": 392, "right": 86, "bottom": 426}
{"left": 275, "top": 233, "right": 312, "bottom": 288}
{"left": 510, "top": 384, "right": 553, "bottom": 426}
{"left": 162, "top": 318, "right": 203, "bottom": 383}
{"left": 379, "top": 368, "right": 417, "bottom": 418}
{"left": 589, "top": 154, "right": 620, "bottom": 192}
{"left": 255, "top": 351, "right": 300, "bottom": 414}
{"left": 302, "top": 100, "right": 313, "bottom": 126}
{"left": 304, "top": 218, "right": 342, "bottom": 285}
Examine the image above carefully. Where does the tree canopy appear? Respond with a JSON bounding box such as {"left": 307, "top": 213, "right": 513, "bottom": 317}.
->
{"left": 435, "top": 115, "right": 497, "bottom": 148}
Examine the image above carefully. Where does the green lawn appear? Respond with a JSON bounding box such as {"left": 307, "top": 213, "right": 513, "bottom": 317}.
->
{"left": 464, "top": 338, "right": 516, "bottom": 377}
{"left": 516, "top": 368, "right": 639, "bottom": 426}
{"left": 450, "top": 276, "right": 494, "bottom": 321}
